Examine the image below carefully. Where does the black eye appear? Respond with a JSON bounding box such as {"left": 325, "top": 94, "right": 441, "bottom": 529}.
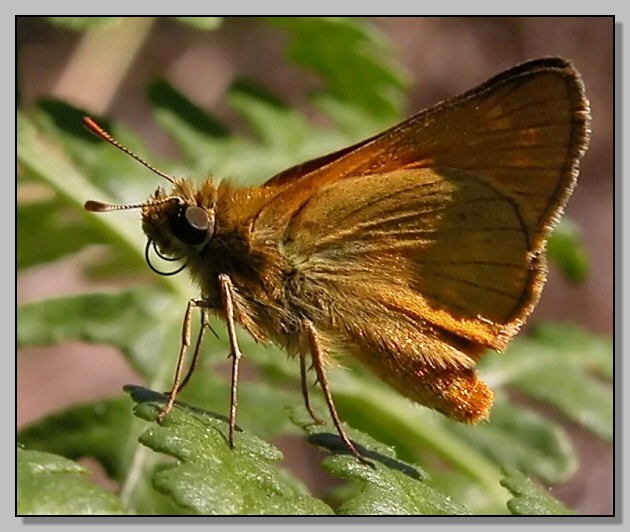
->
{"left": 169, "top": 204, "right": 212, "bottom": 245}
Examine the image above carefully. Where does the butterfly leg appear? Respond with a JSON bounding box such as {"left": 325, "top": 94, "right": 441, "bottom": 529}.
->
{"left": 219, "top": 273, "right": 243, "bottom": 448}
{"left": 175, "top": 309, "right": 209, "bottom": 395}
{"left": 299, "top": 353, "right": 325, "bottom": 425}
{"left": 303, "top": 319, "right": 374, "bottom": 467}
{"left": 158, "top": 297, "right": 209, "bottom": 423}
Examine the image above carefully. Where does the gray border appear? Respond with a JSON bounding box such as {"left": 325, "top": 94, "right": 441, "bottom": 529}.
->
{"left": 12, "top": 11, "right": 622, "bottom": 529}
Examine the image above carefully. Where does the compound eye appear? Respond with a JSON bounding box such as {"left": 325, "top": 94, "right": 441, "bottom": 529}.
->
{"left": 186, "top": 206, "right": 209, "bottom": 232}
{"left": 169, "top": 204, "right": 212, "bottom": 245}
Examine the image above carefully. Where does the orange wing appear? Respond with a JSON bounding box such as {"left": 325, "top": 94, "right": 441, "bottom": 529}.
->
{"left": 254, "top": 57, "right": 589, "bottom": 354}
{"left": 249, "top": 58, "right": 589, "bottom": 423}
{"left": 282, "top": 167, "right": 538, "bottom": 358}
{"left": 257, "top": 57, "right": 589, "bottom": 238}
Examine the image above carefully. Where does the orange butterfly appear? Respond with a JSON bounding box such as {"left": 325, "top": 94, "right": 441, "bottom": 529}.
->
{"left": 85, "top": 57, "right": 590, "bottom": 465}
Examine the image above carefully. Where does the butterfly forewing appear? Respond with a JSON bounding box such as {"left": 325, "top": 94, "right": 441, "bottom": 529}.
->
{"left": 260, "top": 58, "right": 588, "bottom": 227}
{"left": 282, "top": 167, "right": 532, "bottom": 354}
{"left": 258, "top": 58, "right": 589, "bottom": 350}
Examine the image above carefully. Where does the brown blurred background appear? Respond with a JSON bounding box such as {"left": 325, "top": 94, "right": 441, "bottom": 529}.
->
{"left": 16, "top": 17, "right": 614, "bottom": 514}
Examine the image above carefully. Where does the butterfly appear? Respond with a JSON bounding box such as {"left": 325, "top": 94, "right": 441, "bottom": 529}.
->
{"left": 85, "top": 57, "right": 590, "bottom": 465}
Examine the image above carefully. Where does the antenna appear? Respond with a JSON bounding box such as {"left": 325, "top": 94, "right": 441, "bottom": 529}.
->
{"left": 84, "top": 196, "right": 180, "bottom": 213}
{"left": 82, "top": 116, "right": 177, "bottom": 185}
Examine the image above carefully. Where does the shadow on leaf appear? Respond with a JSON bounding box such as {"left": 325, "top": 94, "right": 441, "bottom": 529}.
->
{"left": 307, "top": 431, "right": 424, "bottom": 480}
